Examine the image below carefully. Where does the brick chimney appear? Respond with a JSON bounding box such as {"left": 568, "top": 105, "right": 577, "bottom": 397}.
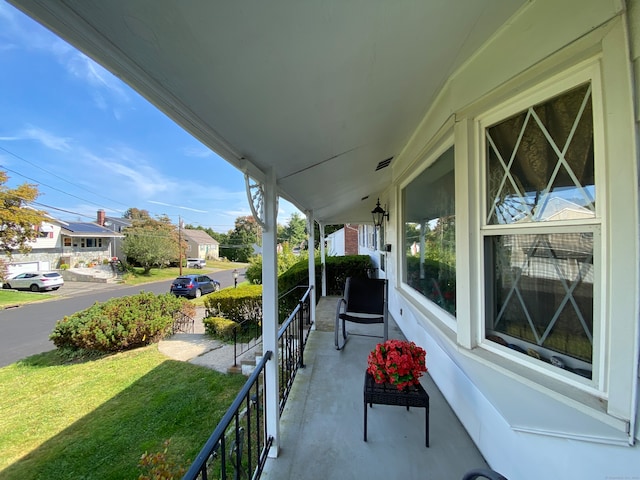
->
{"left": 97, "top": 209, "right": 106, "bottom": 226}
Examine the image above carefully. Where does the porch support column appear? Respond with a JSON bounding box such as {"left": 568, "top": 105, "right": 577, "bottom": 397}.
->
{"left": 319, "top": 222, "right": 327, "bottom": 296}
{"left": 419, "top": 221, "right": 426, "bottom": 279}
{"left": 306, "top": 212, "right": 316, "bottom": 330}
{"left": 262, "top": 168, "right": 280, "bottom": 457}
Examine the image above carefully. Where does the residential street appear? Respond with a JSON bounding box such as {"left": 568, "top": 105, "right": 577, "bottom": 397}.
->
{"left": 0, "top": 268, "right": 243, "bottom": 367}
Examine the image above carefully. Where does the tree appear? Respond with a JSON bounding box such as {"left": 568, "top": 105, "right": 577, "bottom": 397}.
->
{"left": 123, "top": 207, "right": 151, "bottom": 220}
{"left": 281, "top": 212, "right": 307, "bottom": 248}
{"left": 123, "top": 214, "right": 182, "bottom": 273}
{"left": 227, "top": 216, "right": 261, "bottom": 262}
{"left": 0, "top": 170, "right": 47, "bottom": 256}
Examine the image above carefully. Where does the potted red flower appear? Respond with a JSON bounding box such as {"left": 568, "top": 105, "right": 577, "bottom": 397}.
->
{"left": 367, "top": 339, "right": 427, "bottom": 390}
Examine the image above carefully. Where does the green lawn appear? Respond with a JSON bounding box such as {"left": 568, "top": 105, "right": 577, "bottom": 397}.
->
{"left": 122, "top": 260, "right": 248, "bottom": 286}
{"left": 0, "top": 290, "right": 53, "bottom": 308}
{"left": 0, "top": 346, "right": 247, "bottom": 479}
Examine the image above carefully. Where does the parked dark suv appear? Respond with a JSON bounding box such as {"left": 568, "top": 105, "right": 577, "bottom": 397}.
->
{"left": 170, "top": 274, "right": 220, "bottom": 298}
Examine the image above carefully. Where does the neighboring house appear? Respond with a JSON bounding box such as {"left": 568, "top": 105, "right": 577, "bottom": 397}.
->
{"left": 182, "top": 228, "right": 219, "bottom": 260}
{"left": 96, "top": 209, "right": 131, "bottom": 260}
{"left": 59, "top": 221, "right": 124, "bottom": 267}
{"left": 325, "top": 224, "right": 359, "bottom": 256}
{"left": 2, "top": 214, "right": 124, "bottom": 276}
{"left": 14, "top": 2, "right": 640, "bottom": 479}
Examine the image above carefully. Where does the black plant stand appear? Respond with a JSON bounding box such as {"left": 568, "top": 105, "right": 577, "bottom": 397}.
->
{"left": 363, "top": 372, "right": 430, "bottom": 447}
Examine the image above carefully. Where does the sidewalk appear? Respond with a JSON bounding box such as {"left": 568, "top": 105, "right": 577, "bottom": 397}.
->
{"left": 158, "top": 307, "right": 245, "bottom": 374}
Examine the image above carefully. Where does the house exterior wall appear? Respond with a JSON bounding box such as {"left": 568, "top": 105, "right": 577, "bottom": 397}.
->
{"left": 379, "top": 1, "right": 640, "bottom": 478}
{"left": 325, "top": 228, "right": 346, "bottom": 256}
{"left": 344, "top": 224, "right": 359, "bottom": 255}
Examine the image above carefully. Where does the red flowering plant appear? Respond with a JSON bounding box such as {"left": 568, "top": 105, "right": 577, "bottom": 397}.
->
{"left": 366, "top": 339, "right": 427, "bottom": 390}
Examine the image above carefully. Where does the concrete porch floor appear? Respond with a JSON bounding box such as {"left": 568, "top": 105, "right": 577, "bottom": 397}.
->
{"left": 261, "top": 296, "right": 490, "bottom": 480}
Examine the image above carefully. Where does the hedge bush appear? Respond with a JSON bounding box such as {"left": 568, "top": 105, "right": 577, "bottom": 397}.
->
{"left": 202, "top": 316, "right": 238, "bottom": 340}
{"left": 50, "top": 292, "right": 192, "bottom": 352}
{"left": 203, "top": 285, "right": 263, "bottom": 325}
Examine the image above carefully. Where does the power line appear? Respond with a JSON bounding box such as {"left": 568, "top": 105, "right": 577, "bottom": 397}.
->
{"left": 0, "top": 145, "right": 130, "bottom": 210}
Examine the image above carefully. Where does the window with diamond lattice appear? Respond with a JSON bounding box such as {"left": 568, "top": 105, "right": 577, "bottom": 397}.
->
{"left": 484, "top": 83, "right": 596, "bottom": 378}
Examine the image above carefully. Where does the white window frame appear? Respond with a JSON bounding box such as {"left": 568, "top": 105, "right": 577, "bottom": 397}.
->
{"left": 399, "top": 134, "right": 457, "bottom": 333}
{"left": 477, "top": 62, "right": 606, "bottom": 396}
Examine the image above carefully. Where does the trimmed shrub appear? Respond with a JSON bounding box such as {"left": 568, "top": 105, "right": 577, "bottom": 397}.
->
{"left": 50, "top": 292, "right": 191, "bottom": 352}
{"left": 203, "top": 285, "right": 262, "bottom": 325}
{"left": 202, "top": 316, "right": 238, "bottom": 340}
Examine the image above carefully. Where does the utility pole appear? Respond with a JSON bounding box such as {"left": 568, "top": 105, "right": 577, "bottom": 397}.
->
{"left": 179, "top": 216, "right": 183, "bottom": 275}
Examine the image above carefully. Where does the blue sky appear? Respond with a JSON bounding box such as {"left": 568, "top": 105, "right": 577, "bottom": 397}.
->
{"left": 0, "top": 2, "right": 300, "bottom": 233}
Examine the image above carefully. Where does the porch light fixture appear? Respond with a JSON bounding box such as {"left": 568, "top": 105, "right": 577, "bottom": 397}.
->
{"left": 371, "top": 198, "right": 389, "bottom": 228}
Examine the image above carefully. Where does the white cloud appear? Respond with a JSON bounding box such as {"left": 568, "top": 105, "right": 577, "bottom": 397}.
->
{"left": 148, "top": 200, "right": 208, "bottom": 214}
{"left": 182, "top": 146, "right": 213, "bottom": 158}
{"left": 12, "top": 126, "right": 73, "bottom": 151}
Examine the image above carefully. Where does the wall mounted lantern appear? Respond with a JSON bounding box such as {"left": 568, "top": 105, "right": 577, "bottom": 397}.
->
{"left": 371, "top": 198, "right": 389, "bottom": 228}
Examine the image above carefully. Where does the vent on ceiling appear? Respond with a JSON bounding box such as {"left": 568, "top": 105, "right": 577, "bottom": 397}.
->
{"left": 375, "top": 156, "right": 393, "bottom": 171}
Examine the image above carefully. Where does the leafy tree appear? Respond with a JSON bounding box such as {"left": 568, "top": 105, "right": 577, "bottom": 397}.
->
{"left": 0, "top": 170, "right": 47, "bottom": 256}
{"left": 227, "top": 216, "right": 261, "bottom": 262}
{"left": 281, "top": 212, "right": 307, "bottom": 248}
{"left": 123, "top": 214, "right": 182, "bottom": 273}
{"left": 123, "top": 207, "right": 151, "bottom": 220}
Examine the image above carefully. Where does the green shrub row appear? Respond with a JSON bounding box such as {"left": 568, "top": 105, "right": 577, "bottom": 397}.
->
{"left": 50, "top": 292, "right": 193, "bottom": 352}
{"left": 203, "top": 285, "right": 263, "bottom": 325}
{"left": 202, "top": 316, "right": 238, "bottom": 339}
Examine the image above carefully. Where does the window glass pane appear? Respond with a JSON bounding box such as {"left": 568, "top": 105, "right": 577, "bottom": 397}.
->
{"left": 486, "top": 83, "right": 595, "bottom": 225}
{"left": 403, "top": 147, "right": 456, "bottom": 316}
{"left": 485, "top": 233, "right": 593, "bottom": 378}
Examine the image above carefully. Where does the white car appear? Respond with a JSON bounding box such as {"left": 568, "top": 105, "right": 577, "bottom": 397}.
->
{"left": 3, "top": 271, "right": 64, "bottom": 292}
{"left": 186, "top": 258, "right": 207, "bottom": 269}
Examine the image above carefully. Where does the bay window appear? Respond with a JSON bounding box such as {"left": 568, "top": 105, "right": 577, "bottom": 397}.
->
{"left": 483, "top": 82, "right": 598, "bottom": 379}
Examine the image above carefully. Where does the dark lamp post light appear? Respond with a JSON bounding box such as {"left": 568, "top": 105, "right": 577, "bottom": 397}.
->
{"left": 233, "top": 269, "right": 238, "bottom": 288}
{"left": 371, "top": 198, "right": 389, "bottom": 228}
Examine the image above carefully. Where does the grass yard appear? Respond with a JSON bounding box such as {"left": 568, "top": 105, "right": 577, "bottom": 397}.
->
{"left": 0, "top": 346, "right": 246, "bottom": 479}
{"left": 0, "top": 290, "right": 53, "bottom": 308}
{"left": 122, "top": 260, "right": 248, "bottom": 286}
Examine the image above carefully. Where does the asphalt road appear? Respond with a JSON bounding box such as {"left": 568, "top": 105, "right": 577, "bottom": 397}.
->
{"left": 0, "top": 268, "right": 244, "bottom": 368}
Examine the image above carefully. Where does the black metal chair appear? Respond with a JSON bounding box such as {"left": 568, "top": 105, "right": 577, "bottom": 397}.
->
{"left": 335, "top": 276, "right": 388, "bottom": 350}
{"left": 461, "top": 468, "right": 508, "bottom": 480}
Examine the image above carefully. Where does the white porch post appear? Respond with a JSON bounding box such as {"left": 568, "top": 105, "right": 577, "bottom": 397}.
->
{"left": 319, "top": 222, "right": 327, "bottom": 296}
{"left": 306, "top": 212, "right": 316, "bottom": 330}
{"left": 262, "top": 168, "right": 280, "bottom": 457}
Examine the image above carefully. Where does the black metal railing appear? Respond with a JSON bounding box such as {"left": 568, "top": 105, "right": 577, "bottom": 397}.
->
{"left": 232, "top": 318, "right": 262, "bottom": 368}
{"left": 172, "top": 311, "right": 195, "bottom": 334}
{"left": 278, "top": 285, "right": 313, "bottom": 413}
{"left": 184, "top": 286, "right": 314, "bottom": 480}
{"left": 232, "top": 285, "right": 314, "bottom": 368}
{"left": 182, "top": 351, "right": 274, "bottom": 480}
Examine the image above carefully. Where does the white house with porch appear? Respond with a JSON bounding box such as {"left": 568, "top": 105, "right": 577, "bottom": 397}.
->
{"left": 7, "top": 1, "right": 639, "bottom": 478}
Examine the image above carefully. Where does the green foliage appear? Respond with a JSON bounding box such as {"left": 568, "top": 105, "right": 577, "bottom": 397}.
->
{"left": 203, "top": 285, "right": 262, "bottom": 325}
{"left": 202, "top": 316, "right": 238, "bottom": 339}
{"left": 59, "top": 263, "right": 69, "bottom": 270}
{"left": 0, "top": 170, "right": 48, "bottom": 256}
{"left": 50, "top": 292, "right": 190, "bottom": 352}
{"left": 280, "top": 212, "right": 307, "bottom": 247}
{"left": 123, "top": 214, "right": 181, "bottom": 273}
{"left": 226, "top": 216, "right": 261, "bottom": 262}
{"left": 245, "top": 244, "right": 307, "bottom": 284}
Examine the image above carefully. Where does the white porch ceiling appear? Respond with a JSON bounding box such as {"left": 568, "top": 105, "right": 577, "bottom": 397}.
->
{"left": 9, "top": 0, "right": 526, "bottom": 224}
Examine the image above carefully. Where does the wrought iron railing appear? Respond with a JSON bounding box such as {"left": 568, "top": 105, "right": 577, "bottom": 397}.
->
{"left": 172, "top": 311, "right": 195, "bottom": 334}
{"left": 182, "top": 351, "right": 273, "bottom": 480}
{"left": 183, "top": 285, "right": 313, "bottom": 480}
{"left": 232, "top": 285, "right": 314, "bottom": 368}
{"left": 278, "top": 285, "right": 313, "bottom": 413}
